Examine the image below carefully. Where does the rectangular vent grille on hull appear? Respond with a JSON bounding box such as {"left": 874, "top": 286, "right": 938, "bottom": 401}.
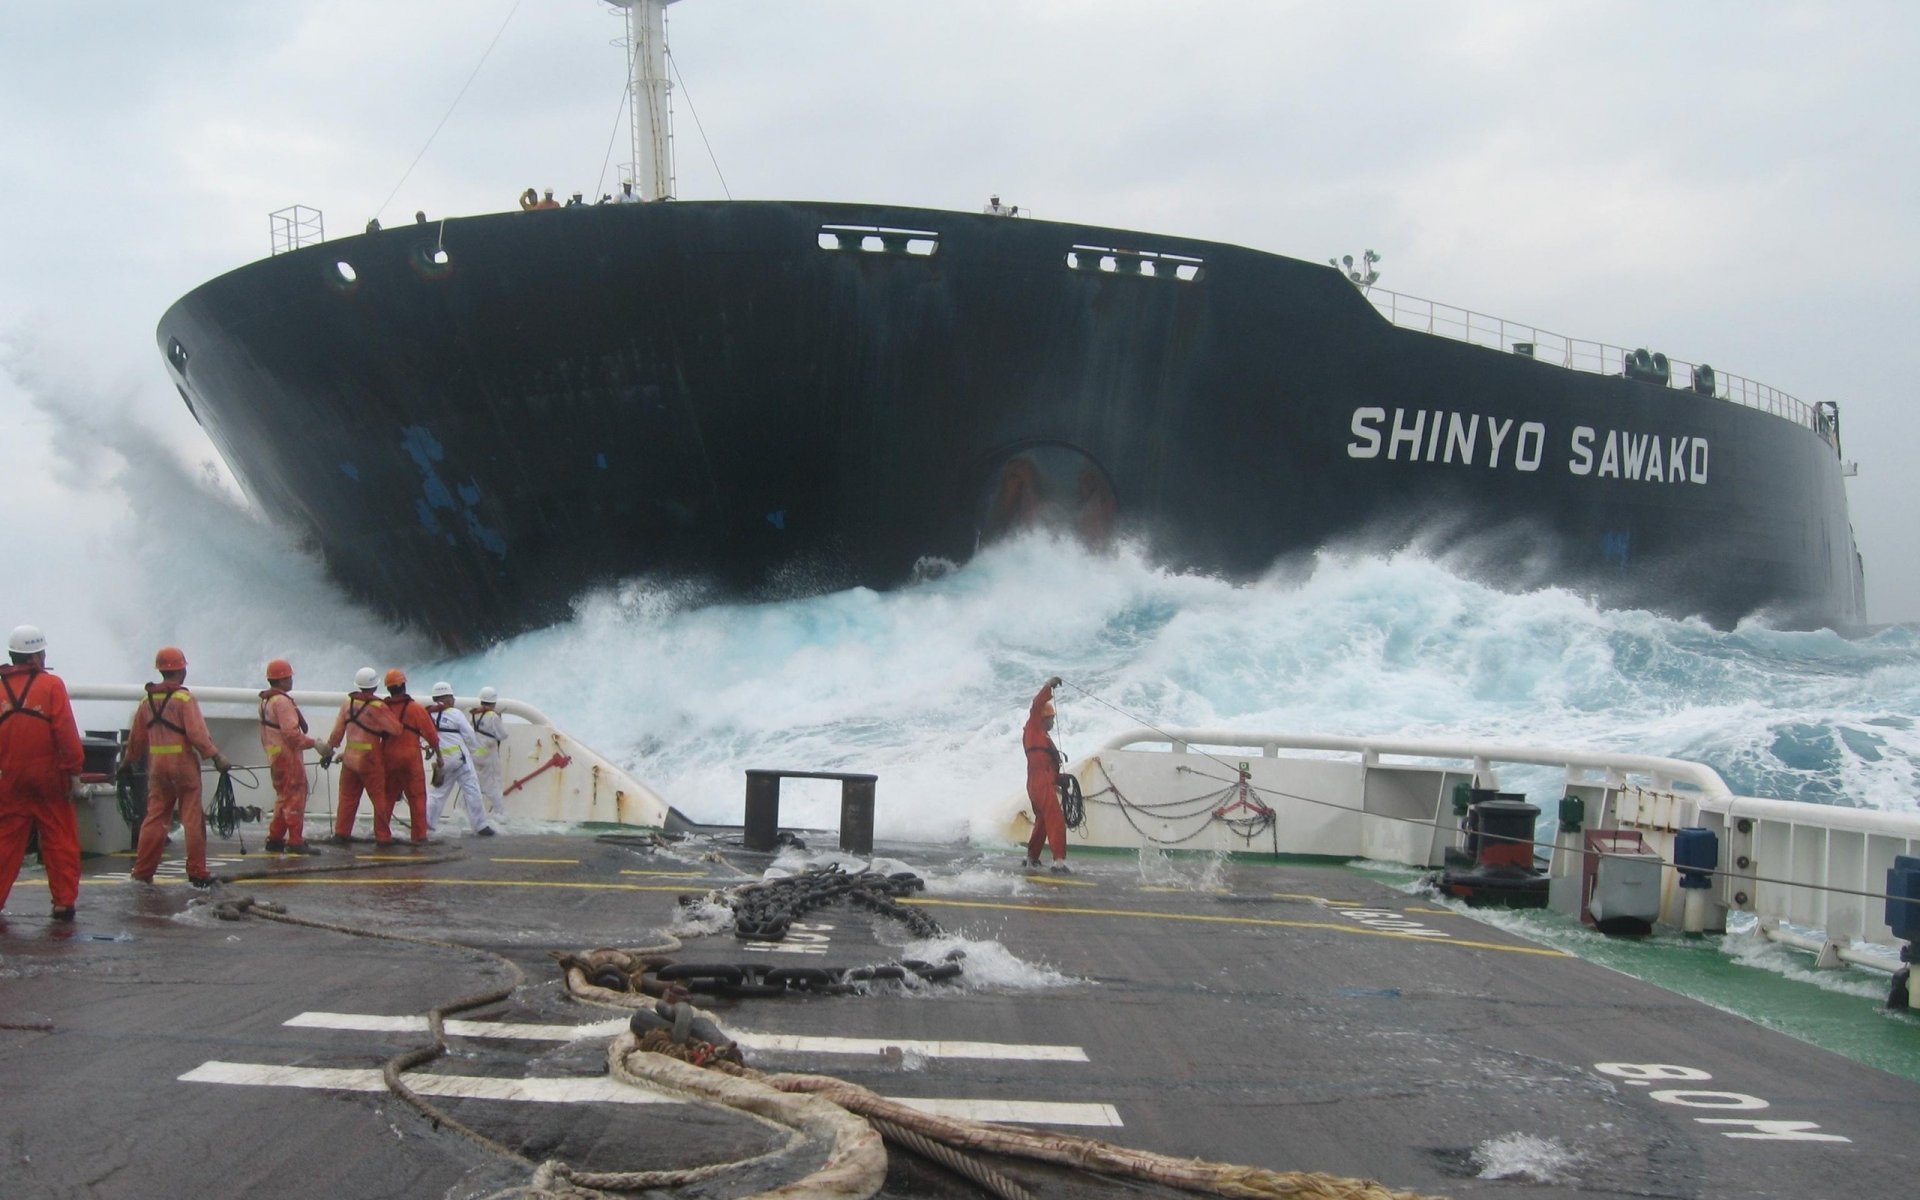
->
{"left": 1068, "top": 244, "right": 1204, "bottom": 282}
{"left": 818, "top": 225, "right": 940, "bottom": 257}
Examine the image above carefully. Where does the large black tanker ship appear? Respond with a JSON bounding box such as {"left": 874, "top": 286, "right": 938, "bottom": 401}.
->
{"left": 156, "top": 197, "right": 1866, "bottom": 648}
{"left": 154, "top": 0, "right": 1870, "bottom": 648}
{"left": 154, "top": 0, "right": 1866, "bottom": 649}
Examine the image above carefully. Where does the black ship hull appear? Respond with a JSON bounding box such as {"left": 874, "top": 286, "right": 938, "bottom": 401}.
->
{"left": 158, "top": 201, "right": 1865, "bottom": 647}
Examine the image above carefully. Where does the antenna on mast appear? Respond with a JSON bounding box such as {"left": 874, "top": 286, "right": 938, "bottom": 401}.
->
{"left": 607, "top": 0, "right": 680, "bottom": 201}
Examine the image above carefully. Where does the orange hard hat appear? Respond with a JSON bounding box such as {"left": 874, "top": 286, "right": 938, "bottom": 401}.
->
{"left": 154, "top": 646, "right": 187, "bottom": 672}
{"left": 266, "top": 658, "right": 294, "bottom": 681}
{"left": 384, "top": 667, "right": 408, "bottom": 688}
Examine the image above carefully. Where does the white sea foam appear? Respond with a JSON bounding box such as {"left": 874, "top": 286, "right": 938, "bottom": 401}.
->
{"left": 1472, "top": 1132, "right": 1581, "bottom": 1182}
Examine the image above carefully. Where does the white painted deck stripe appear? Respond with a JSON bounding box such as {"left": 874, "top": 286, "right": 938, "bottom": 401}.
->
{"left": 285, "top": 1011, "right": 1090, "bottom": 1061}
{"left": 733, "top": 1032, "right": 1088, "bottom": 1062}
{"left": 180, "top": 1061, "right": 1122, "bottom": 1126}
{"left": 903, "top": 1098, "right": 1123, "bottom": 1127}
{"left": 179, "top": 1062, "right": 664, "bottom": 1105}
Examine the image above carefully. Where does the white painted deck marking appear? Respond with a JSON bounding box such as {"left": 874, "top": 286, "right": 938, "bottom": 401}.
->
{"left": 180, "top": 1061, "right": 1121, "bottom": 1126}
{"left": 285, "top": 1011, "right": 1089, "bottom": 1061}
{"left": 180, "top": 1062, "right": 664, "bottom": 1105}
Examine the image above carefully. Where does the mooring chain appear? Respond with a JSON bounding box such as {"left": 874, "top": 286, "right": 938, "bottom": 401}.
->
{"left": 713, "top": 862, "right": 941, "bottom": 942}
{"left": 556, "top": 945, "right": 966, "bottom": 1003}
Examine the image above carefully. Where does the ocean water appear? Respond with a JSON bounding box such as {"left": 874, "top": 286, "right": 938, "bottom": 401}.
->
{"left": 18, "top": 366, "right": 1919, "bottom": 838}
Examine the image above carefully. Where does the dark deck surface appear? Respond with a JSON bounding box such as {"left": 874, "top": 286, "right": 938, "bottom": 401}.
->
{"left": 1, "top": 832, "right": 1911, "bottom": 1198}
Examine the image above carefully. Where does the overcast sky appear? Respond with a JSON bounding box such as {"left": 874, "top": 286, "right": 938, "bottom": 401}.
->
{"left": 4, "top": 0, "right": 1917, "bottom": 678}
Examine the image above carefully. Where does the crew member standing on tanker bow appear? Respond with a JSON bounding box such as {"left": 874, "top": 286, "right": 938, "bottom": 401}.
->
{"left": 123, "top": 646, "right": 230, "bottom": 888}
{"left": 0, "top": 625, "right": 85, "bottom": 921}
{"left": 258, "top": 658, "right": 332, "bottom": 855}
{"left": 1022, "top": 676, "right": 1070, "bottom": 873}
{"left": 426, "top": 683, "right": 495, "bottom": 837}
{"left": 380, "top": 669, "right": 440, "bottom": 848}
{"left": 469, "top": 686, "right": 507, "bottom": 822}
{"left": 325, "top": 667, "right": 399, "bottom": 846}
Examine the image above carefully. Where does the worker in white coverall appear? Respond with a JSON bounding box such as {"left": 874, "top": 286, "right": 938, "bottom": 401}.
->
{"left": 469, "top": 686, "right": 508, "bottom": 821}
{"left": 426, "top": 683, "right": 495, "bottom": 836}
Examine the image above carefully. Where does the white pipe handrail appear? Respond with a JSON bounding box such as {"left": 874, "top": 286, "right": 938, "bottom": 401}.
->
{"left": 68, "top": 683, "right": 551, "bottom": 727}
{"left": 1094, "top": 727, "right": 1734, "bottom": 798}
{"left": 1362, "top": 286, "right": 1836, "bottom": 449}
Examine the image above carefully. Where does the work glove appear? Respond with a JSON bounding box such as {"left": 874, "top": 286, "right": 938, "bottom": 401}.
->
{"left": 317, "top": 744, "right": 335, "bottom": 768}
{"left": 67, "top": 774, "right": 85, "bottom": 801}
{"left": 1047, "top": 676, "right": 1063, "bottom": 689}
{"left": 115, "top": 760, "right": 133, "bottom": 782}
{"left": 212, "top": 754, "right": 231, "bottom": 774}
{"left": 430, "top": 760, "right": 445, "bottom": 787}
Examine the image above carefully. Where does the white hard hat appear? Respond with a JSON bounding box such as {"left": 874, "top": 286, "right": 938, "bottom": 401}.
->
{"left": 354, "top": 666, "right": 378, "bottom": 689}
{"left": 431, "top": 681, "right": 455, "bottom": 699}
{"left": 478, "top": 686, "right": 498, "bottom": 704}
{"left": 8, "top": 624, "right": 47, "bottom": 655}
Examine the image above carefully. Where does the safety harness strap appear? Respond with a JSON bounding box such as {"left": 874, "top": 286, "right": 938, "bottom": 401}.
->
{"left": 145, "top": 690, "right": 188, "bottom": 737}
{"left": 0, "top": 670, "right": 50, "bottom": 727}
{"left": 346, "top": 696, "right": 389, "bottom": 740}
{"left": 259, "top": 693, "right": 309, "bottom": 734}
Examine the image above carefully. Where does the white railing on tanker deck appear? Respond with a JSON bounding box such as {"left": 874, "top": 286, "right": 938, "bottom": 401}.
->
{"left": 1362, "top": 287, "right": 1834, "bottom": 447}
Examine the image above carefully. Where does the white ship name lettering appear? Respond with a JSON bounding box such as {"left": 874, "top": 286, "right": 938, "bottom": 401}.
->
{"left": 1570, "top": 427, "right": 1709, "bottom": 484}
{"left": 1347, "top": 408, "right": 1709, "bottom": 485}
{"left": 1346, "top": 407, "right": 1544, "bottom": 472}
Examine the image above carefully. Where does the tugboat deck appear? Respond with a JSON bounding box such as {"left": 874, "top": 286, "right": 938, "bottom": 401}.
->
{"left": 1, "top": 832, "right": 1911, "bottom": 1198}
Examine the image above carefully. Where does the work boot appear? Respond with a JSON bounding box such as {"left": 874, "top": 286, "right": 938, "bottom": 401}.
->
{"left": 262, "top": 838, "right": 286, "bottom": 853}
{"left": 327, "top": 833, "right": 352, "bottom": 846}
{"left": 1023, "top": 858, "right": 1041, "bottom": 871}
{"left": 475, "top": 826, "right": 496, "bottom": 837}
{"left": 1049, "top": 862, "right": 1072, "bottom": 874}
{"left": 286, "top": 843, "right": 322, "bottom": 856}
{"left": 50, "top": 906, "right": 76, "bottom": 922}
{"left": 188, "top": 875, "right": 215, "bottom": 889}
{"left": 130, "top": 873, "right": 154, "bottom": 885}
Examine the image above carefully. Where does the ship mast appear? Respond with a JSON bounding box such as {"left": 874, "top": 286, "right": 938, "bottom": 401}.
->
{"left": 609, "top": 0, "right": 679, "bottom": 200}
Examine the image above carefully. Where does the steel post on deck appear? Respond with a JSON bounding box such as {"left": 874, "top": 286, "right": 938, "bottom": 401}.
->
{"left": 742, "top": 769, "right": 878, "bottom": 855}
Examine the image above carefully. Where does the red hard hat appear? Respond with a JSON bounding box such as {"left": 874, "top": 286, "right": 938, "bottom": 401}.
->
{"left": 154, "top": 646, "right": 187, "bottom": 672}
{"left": 266, "top": 658, "right": 294, "bottom": 681}
{"left": 384, "top": 667, "right": 408, "bottom": 688}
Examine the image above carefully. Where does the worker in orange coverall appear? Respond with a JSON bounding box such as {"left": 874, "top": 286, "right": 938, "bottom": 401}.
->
{"left": 379, "top": 668, "right": 440, "bottom": 848}
{"left": 124, "top": 646, "right": 230, "bottom": 888}
{"left": 0, "top": 625, "right": 86, "bottom": 921}
{"left": 1022, "top": 676, "right": 1070, "bottom": 873}
{"left": 258, "top": 658, "right": 332, "bottom": 855}
{"left": 326, "top": 667, "right": 398, "bottom": 845}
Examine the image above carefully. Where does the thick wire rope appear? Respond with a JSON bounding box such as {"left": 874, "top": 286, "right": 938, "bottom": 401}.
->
{"left": 592, "top": 80, "right": 631, "bottom": 201}
{"left": 667, "top": 47, "right": 730, "bottom": 199}
{"left": 375, "top": 0, "right": 526, "bottom": 222}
